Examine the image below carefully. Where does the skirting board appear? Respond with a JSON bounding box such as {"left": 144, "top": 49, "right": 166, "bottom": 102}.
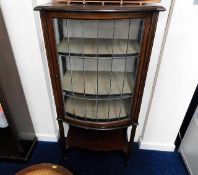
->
{"left": 36, "top": 131, "right": 59, "bottom": 142}
{"left": 139, "top": 137, "right": 175, "bottom": 152}
{"left": 18, "top": 132, "right": 36, "bottom": 140}
{"left": 20, "top": 130, "right": 59, "bottom": 142}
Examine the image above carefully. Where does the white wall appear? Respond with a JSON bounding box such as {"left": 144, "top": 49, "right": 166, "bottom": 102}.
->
{"left": 0, "top": 0, "right": 173, "bottom": 146}
{"left": 134, "top": 0, "right": 172, "bottom": 142}
{"left": 140, "top": 0, "right": 198, "bottom": 151}
{"left": 0, "top": 0, "right": 58, "bottom": 141}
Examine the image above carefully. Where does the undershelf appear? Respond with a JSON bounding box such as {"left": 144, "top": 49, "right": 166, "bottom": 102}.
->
{"left": 65, "top": 126, "right": 129, "bottom": 152}
{"left": 58, "top": 37, "right": 139, "bottom": 57}
{"left": 64, "top": 97, "right": 131, "bottom": 121}
{"left": 62, "top": 71, "right": 135, "bottom": 95}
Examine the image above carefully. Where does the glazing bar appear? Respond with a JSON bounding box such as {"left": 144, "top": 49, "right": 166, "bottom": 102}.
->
{"left": 81, "top": 20, "right": 87, "bottom": 119}
{"left": 66, "top": 19, "right": 76, "bottom": 118}
{"left": 107, "top": 20, "right": 115, "bottom": 120}
{"left": 96, "top": 21, "right": 99, "bottom": 121}
{"left": 118, "top": 19, "right": 131, "bottom": 119}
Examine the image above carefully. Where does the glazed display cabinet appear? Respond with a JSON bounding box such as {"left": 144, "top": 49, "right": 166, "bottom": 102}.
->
{"left": 35, "top": 3, "right": 165, "bottom": 162}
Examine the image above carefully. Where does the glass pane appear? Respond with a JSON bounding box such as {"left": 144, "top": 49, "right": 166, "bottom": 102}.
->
{"left": 53, "top": 18, "right": 143, "bottom": 122}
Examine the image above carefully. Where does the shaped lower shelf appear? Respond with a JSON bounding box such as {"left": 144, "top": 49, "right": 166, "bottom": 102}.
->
{"left": 64, "top": 97, "right": 131, "bottom": 121}
{"left": 62, "top": 71, "right": 135, "bottom": 95}
{"left": 58, "top": 37, "right": 139, "bottom": 57}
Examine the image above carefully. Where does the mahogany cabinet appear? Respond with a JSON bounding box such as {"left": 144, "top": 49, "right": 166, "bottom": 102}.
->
{"left": 35, "top": 3, "right": 165, "bottom": 162}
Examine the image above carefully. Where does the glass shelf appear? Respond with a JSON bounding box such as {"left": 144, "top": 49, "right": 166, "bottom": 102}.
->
{"left": 58, "top": 37, "right": 140, "bottom": 57}
{"left": 64, "top": 97, "right": 131, "bottom": 121}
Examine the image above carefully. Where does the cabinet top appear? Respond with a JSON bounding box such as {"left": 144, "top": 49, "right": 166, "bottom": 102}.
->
{"left": 34, "top": 3, "right": 165, "bottom": 12}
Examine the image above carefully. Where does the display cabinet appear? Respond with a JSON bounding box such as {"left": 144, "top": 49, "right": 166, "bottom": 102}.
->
{"left": 35, "top": 3, "right": 165, "bottom": 162}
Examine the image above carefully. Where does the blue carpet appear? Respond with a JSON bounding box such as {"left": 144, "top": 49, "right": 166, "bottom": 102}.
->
{"left": 0, "top": 141, "right": 188, "bottom": 175}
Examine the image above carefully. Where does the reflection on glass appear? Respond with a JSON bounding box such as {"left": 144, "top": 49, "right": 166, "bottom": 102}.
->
{"left": 0, "top": 103, "right": 8, "bottom": 128}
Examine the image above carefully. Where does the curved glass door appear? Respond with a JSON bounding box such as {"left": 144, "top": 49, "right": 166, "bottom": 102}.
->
{"left": 53, "top": 18, "right": 143, "bottom": 122}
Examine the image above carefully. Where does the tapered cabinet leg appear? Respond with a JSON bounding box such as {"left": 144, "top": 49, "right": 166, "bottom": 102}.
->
{"left": 58, "top": 121, "right": 67, "bottom": 159}
{"left": 64, "top": 138, "right": 69, "bottom": 160}
{"left": 124, "top": 125, "right": 137, "bottom": 164}
{"left": 123, "top": 144, "right": 130, "bottom": 165}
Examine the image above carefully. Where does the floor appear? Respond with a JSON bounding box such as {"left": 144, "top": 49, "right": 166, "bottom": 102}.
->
{"left": 0, "top": 142, "right": 188, "bottom": 175}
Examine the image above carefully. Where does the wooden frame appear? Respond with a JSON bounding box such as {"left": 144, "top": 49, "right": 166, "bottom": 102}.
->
{"left": 35, "top": 3, "right": 165, "bottom": 162}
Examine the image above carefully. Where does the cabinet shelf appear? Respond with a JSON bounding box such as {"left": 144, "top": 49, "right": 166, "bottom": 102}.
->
{"left": 64, "top": 92, "right": 132, "bottom": 101}
{"left": 64, "top": 97, "right": 130, "bottom": 121}
{"left": 62, "top": 71, "right": 135, "bottom": 96}
{"left": 58, "top": 37, "right": 140, "bottom": 57}
{"left": 61, "top": 55, "right": 137, "bottom": 60}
